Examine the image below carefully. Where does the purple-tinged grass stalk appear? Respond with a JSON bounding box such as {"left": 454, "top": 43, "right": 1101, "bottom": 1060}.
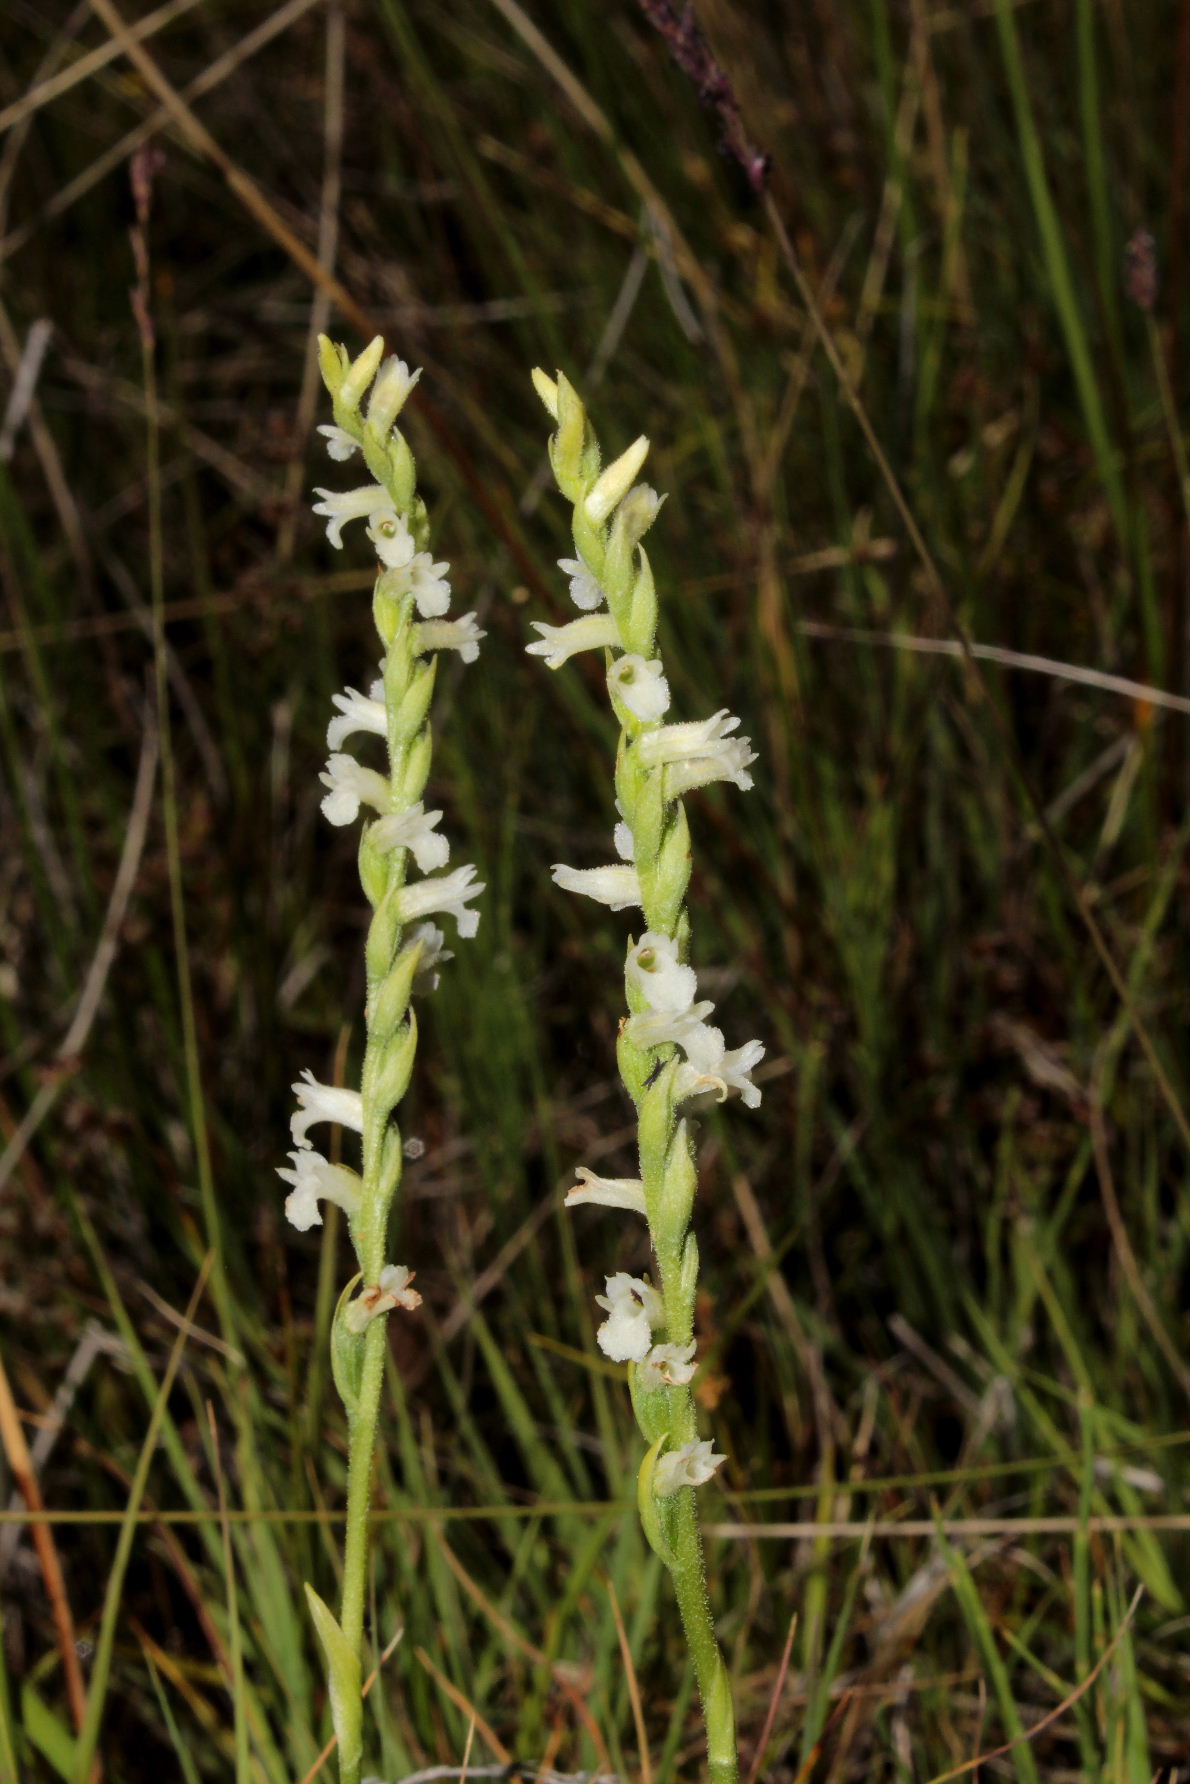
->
{"left": 281, "top": 336, "right": 485, "bottom": 1784}
{"left": 527, "top": 370, "right": 761, "bottom": 1784}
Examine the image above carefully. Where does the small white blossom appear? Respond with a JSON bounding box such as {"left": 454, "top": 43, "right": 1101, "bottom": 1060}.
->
{"left": 626, "top": 932, "right": 698, "bottom": 1013}
{"left": 653, "top": 1438, "right": 726, "bottom": 1497}
{"left": 621, "top": 1002, "right": 715, "bottom": 1051}
{"left": 343, "top": 1263, "right": 422, "bottom": 1332}
{"left": 584, "top": 436, "right": 650, "bottom": 524}
{"left": 550, "top": 863, "right": 642, "bottom": 910}
{"left": 396, "top": 864, "right": 484, "bottom": 938}
{"left": 289, "top": 1069, "right": 365, "bottom": 1151}
{"left": 526, "top": 613, "right": 621, "bottom": 669}
{"left": 595, "top": 1273, "right": 664, "bottom": 1362}
{"left": 367, "top": 356, "right": 421, "bottom": 434}
{"left": 608, "top": 653, "right": 670, "bottom": 721}
{"left": 638, "top": 709, "right": 746, "bottom": 765}
{"left": 558, "top": 556, "right": 604, "bottom": 611}
{"left": 637, "top": 709, "right": 756, "bottom": 793}
{"left": 408, "top": 553, "right": 452, "bottom": 619}
{"left": 366, "top": 509, "right": 417, "bottom": 571}
{"left": 319, "top": 754, "right": 392, "bottom": 826}
{"left": 375, "top": 543, "right": 453, "bottom": 619}
{"left": 613, "top": 821, "right": 635, "bottom": 862}
{"left": 369, "top": 803, "right": 450, "bottom": 872}
{"left": 564, "top": 1168, "right": 647, "bottom": 1215}
{"left": 673, "top": 1024, "right": 765, "bottom": 1109}
{"left": 413, "top": 612, "right": 484, "bottom": 662}
{"left": 637, "top": 1340, "right": 697, "bottom": 1391}
{"left": 312, "top": 484, "right": 393, "bottom": 548}
{"left": 327, "top": 684, "right": 387, "bottom": 751}
{"left": 317, "top": 424, "right": 359, "bottom": 461}
{"left": 278, "top": 1148, "right": 363, "bottom": 1231}
{"left": 666, "top": 740, "right": 757, "bottom": 796}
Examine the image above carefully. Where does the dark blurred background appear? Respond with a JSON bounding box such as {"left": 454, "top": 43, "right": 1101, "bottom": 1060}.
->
{"left": 0, "top": 1, "right": 1185, "bottom": 1778}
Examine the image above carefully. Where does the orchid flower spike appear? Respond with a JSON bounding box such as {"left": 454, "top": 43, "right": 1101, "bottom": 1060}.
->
{"left": 290, "top": 338, "right": 486, "bottom": 1762}
{"left": 525, "top": 374, "right": 755, "bottom": 1780}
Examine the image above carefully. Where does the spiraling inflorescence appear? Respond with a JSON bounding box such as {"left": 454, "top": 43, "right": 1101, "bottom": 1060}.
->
{"left": 526, "top": 369, "right": 761, "bottom": 1784}
{"left": 281, "top": 336, "right": 484, "bottom": 1784}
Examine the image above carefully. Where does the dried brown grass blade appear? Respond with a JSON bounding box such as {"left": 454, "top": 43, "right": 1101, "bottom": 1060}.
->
{"left": 921, "top": 1585, "right": 1146, "bottom": 1784}
{"left": 0, "top": 1351, "right": 95, "bottom": 1774}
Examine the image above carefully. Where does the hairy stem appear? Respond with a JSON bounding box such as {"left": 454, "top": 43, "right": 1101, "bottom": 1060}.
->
{"left": 670, "top": 1489, "right": 737, "bottom": 1784}
{"left": 337, "top": 1315, "right": 388, "bottom": 1784}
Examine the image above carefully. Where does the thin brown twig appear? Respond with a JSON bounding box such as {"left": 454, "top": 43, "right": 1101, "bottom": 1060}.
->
{"left": 0, "top": 1323, "right": 125, "bottom": 1580}
{"left": 381, "top": 1768, "right": 619, "bottom": 1784}
{"left": 0, "top": 0, "right": 324, "bottom": 262}
{"left": 0, "top": 2, "right": 90, "bottom": 236}
{"left": 3, "top": 1505, "right": 1185, "bottom": 1534}
{"left": 0, "top": 0, "right": 205, "bottom": 136}
{"left": 607, "top": 1577, "right": 652, "bottom": 1784}
{"left": 431, "top": 1531, "right": 615, "bottom": 1775}
{"left": 745, "top": 1608, "right": 798, "bottom": 1784}
{"left": 0, "top": 298, "right": 91, "bottom": 591}
{"left": 794, "top": 620, "right": 1190, "bottom": 715}
{"left": 705, "top": 1516, "right": 1189, "bottom": 1539}
{"left": 0, "top": 1352, "right": 97, "bottom": 1774}
{"left": 59, "top": 351, "right": 277, "bottom": 504}
{"left": 920, "top": 1586, "right": 1145, "bottom": 1784}
{"left": 415, "top": 1648, "right": 513, "bottom": 1767}
{"left": 85, "top": 0, "right": 371, "bottom": 336}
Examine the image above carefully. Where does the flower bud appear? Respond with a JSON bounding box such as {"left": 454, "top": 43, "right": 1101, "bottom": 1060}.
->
{"left": 551, "top": 373, "right": 590, "bottom": 495}
{"left": 317, "top": 333, "right": 349, "bottom": 398}
{"left": 584, "top": 437, "right": 650, "bottom": 525}
{"left": 367, "top": 356, "right": 421, "bottom": 434}
{"left": 531, "top": 366, "right": 560, "bottom": 420}
{"left": 339, "top": 335, "right": 385, "bottom": 411}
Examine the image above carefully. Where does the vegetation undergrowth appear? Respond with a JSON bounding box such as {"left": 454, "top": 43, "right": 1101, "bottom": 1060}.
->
{"left": 0, "top": 1, "right": 1184, "bottom": 1780}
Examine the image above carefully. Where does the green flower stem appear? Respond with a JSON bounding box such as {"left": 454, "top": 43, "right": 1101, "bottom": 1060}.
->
{"left": 338, "top": 1316, "right": 389, "bottom": 1778}
{"left": 670, "top": 1489, "right": 738, "bottom": 1784}
{"left": 337, "top": 668, "right": 417, "bottom": 1762}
